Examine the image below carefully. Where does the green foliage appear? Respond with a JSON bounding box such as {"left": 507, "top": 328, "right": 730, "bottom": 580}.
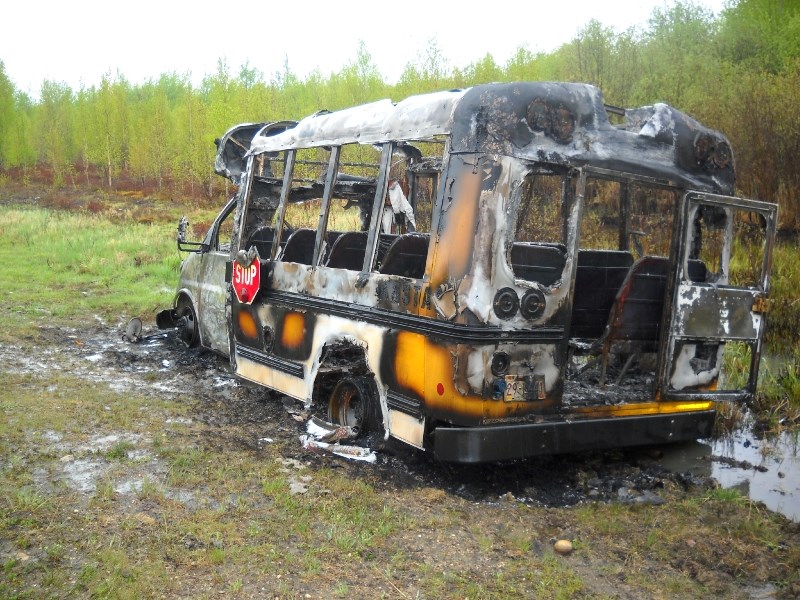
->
{"left": 37, "top": 80, "right": 75, "bottom": 187}
{"left": 323, "top": 41, "right": 387, "bottom": 109}
{"left": 718, "top": 0, "right": 800, "bottom": 72}
{"left": 1, "top": 1, "right": 800, "bottom": 230}
{"left": 632, "top": 2, "right": 720, "bottom": 109}
{"left": 0, "top": 207, "right": 180, "bottom": 324}
{"left": 456, "top": 53, "right": 504, "bottom": 87}
{"left": 711, "top": 61, "right": 800, "bottom": 230}
{"left": 0, "top": 60, "right": 15, "bottom": 168}
{"left": 96, "top": 73, "right": 130, "bottom": 188}
{"left": 396, "top": 38, "right": 452, "bottom": 95}
{"left": 563, "top": 20, "right": 617, "bottom": 91}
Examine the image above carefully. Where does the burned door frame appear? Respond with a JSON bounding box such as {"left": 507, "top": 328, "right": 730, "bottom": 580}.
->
{"left": 189, "top": 195, "right": 237, "bottom": 356}
{"left": 660, "top": 192, "right": 777, "bottom": 401}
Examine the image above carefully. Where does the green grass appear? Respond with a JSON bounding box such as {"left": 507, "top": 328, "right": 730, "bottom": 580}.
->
{"left": 105, "top": 440, "right": 136, "bottom": 460}
{"left": 721, "top": 340, "right": 800, "bottom": 431}
{"left": 284, "top": 198, "right": 364, "bottom": 231}
{"left": 0, "top": 206, "right": 181, "bottom": 331}
{"left": 764, "top": 241, "right": 800, "bottom": 350}
{"left": 0, "top": 201, "right": 363, "bottom": 337}
{"left": 2, "top": 371, "right": 798, "bottom": 598}
{"left": 1, "top": 369, "right": 599, "bottom": 598}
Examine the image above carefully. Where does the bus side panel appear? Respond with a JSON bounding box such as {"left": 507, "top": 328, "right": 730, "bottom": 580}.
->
{"left": 383, "top": 330, "right": 563, "bottom": 427}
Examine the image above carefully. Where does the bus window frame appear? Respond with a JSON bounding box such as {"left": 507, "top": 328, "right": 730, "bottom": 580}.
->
{"left": 511, "top": 163, "right": 575, "bottom": 249}
{"left": 362, "top": 142, "right": 394, "bottom": 273}
{"left": 311, "top": 146, "right": 342, "bottom": 267}
{"left": 580, "top": 166, "right": 683, "bottom": 253}
{"left": 266, "top": 149, "right": 298, "bottom": 261}
{"left": 265, "top": 141, "right": 432, "bottom": 276}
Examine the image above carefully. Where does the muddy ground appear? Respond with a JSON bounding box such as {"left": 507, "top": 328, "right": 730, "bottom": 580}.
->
{"left": 3, "top": 321, "right": 799, "bottom": 598}
{"left": 9, "top": 321, "right": 714, "bottom": 507}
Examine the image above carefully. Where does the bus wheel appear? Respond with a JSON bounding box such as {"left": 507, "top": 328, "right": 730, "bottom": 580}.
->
{"left": 177, "top": 297, "right": 199, "bottom": 348}
{"left": 328, "top": 376, "right": 380, "bottom": 434}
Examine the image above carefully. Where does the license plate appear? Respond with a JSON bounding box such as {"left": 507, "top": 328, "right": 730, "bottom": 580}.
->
{"left": 504, "top": 375, "right": 525, "bottom": 402}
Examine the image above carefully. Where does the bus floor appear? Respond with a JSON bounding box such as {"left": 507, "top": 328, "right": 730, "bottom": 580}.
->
{"left": 562, "top": 353, "right": 658, "bottom": 407}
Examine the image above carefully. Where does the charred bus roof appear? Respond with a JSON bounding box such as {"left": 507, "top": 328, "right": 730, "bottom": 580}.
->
{"left": 215, "top": 121, "right": 297, "bottom": 182}
{"left": 248, "top": 89, "right": 463, "bottom": 152}
{"left": 246, "top": 82, "right": 734, "bottom": 195}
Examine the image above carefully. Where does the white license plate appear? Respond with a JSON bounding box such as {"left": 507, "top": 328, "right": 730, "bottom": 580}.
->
{"left": 504, "top": 375, "right": 525, "bottom": 402}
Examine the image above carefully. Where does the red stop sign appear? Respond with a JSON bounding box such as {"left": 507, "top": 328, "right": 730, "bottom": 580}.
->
{"left": 232, "top": 258, "right": 260, "bottom": 304}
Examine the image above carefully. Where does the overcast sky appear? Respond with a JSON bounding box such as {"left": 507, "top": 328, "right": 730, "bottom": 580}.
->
{"left": 2, "top": 0, "right": 727, "bottom": 98}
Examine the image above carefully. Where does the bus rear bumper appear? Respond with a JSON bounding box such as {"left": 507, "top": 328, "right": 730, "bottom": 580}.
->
{"left": 432, "top": 410, "right": 716, "bottom": 463}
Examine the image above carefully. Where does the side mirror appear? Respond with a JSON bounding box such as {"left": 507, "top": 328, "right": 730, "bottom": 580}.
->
{"left": 176, "top": 216, "right": 207, "bottom": 253}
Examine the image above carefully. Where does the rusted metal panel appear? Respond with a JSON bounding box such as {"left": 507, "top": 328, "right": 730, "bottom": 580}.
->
{"left": 674, "top": 285, "right": 762, "bottom": 340}
{"left": 661, "top": 192, "right": 778, "bottom": 400}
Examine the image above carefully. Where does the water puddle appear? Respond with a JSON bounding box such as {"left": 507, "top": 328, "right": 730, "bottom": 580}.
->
{"left": 62, "top": 458, "right": 110, "bottom": 494}
{"left": 659, "top": 429, "right": 800, "bottom": 521}
{"left": 658, "top": 347, "right": 799, "bottom": 521}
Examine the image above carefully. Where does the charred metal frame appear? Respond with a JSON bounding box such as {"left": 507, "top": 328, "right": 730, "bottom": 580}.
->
{"left": 662, "top": 192, "right": 777, "bottom": 401}
{"left": 162, "top": 82, "right": 779, "bottom": 462}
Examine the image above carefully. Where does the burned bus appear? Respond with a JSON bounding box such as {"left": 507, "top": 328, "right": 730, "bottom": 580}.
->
{"left": 160, "top": 82, "right": 777, "bottom": 462}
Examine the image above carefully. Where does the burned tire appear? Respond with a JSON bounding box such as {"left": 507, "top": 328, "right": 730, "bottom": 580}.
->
{"left": 327, "top": 376, "right": 382, "bottom": 435}
{"left": 176, "top": 296, "right": 199, "bottom": 348}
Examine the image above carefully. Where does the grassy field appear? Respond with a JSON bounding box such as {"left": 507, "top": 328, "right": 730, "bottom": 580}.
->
{"left": 0, "top": 208, "right": 176, "bottom": 326}
{"left": 1, "top": 195, "right": 799, "bottom": 598}
{"left": 2, "top": 359, "right": 798, "bottom": 599}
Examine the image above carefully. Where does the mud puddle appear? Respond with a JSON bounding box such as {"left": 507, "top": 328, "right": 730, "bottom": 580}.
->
{"left": 658, "top": 430, "right": 800, "bottom": 521}
{"left": 10, "top": 321, "right": 797, "bottom": 517}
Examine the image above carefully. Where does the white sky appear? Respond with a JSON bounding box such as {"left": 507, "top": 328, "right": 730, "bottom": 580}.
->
{"left": 1, "top": 0, "right": 727, "bottom": 98}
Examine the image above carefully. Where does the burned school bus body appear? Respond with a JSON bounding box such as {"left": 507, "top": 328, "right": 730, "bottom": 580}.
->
{"left": 165, "top": 82, "right": 777, "bottom": 462}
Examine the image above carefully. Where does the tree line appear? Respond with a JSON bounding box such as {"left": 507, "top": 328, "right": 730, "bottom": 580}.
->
{"left": 1, "top": 0, "right": 798, "bottom": 230}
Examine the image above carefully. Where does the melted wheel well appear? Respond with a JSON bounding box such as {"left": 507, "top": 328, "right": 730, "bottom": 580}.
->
{"left": 312, "top": 340, "right": 372, "bottom": 409}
